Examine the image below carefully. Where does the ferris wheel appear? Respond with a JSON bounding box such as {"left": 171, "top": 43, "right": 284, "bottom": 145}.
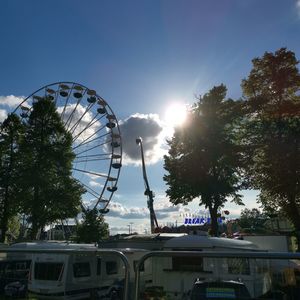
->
{"left": 13, "top": 82, "right": 122, "bottom": 214}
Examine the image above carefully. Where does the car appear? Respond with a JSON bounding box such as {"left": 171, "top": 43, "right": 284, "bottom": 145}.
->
{"left": 4, "top": 281, "right": 27, "bottom": 298}
{"left": 190, "top": 279, "right": 251, "bottom": 300}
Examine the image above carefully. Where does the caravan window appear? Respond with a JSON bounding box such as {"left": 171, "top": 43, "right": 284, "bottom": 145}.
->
{"left": 228, "top": 258, "right": 250, "bottom": 275}
{"left": 0, "top": 260, "right": 30, "bottom": 279}
{"left": 34, "top": 262, "right": 64, "bottom": 280}
{"left": 97, "top": 258, "right": 101, "bottom": 275}
{"left": 172, "top": 256, "right": 203, "bottom": 272}
{"left": 73, "top": 262, "right": 91, "bottom": 278}
{"left": 16, "top": 262, "right": 28, "bottom": 271}
{"left": 106, "top": 261, "right": 118, "bottom": 275}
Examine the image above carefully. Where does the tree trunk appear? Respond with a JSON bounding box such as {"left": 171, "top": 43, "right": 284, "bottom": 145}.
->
{"left": 208, "top": 205, "right": 219, "bottom": 237}
{"left": 30, "top": 222, "right": 39, "bottom": 240}
{"left": 284, "top": 197, "right": 300, "bottom": 252}
{"left": 30, "top": 187, "right": 39, "bottom": 240}
{"left": 0, "top": 185, "right": 10, "bottom": 243}
{"left": 0, "top": 215, "right": 8, "bottom": 243}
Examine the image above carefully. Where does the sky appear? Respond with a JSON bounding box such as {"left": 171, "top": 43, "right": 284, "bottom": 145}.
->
{"left": 1, "top": 0, "right": 300, "bottom": 235}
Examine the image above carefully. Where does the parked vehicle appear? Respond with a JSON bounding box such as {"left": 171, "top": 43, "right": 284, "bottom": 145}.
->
{"left": 4, "top": 280, "right": 27, "bottom": 298}
{"left": 144, "top": 235, "right": 272, "bottom": 299}
{"left": 190, "top": 279, "right": 251, "bottom": 300}
{"left": 26, "top": 243, "right": 148, "bottom": 300}
{"left": 0, "top": 243, "right": 32, "bottom": 296}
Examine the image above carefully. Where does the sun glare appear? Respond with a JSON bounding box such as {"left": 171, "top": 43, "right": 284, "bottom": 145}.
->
{"left": 165, "top": 102, "right": 187, "bottom": 127}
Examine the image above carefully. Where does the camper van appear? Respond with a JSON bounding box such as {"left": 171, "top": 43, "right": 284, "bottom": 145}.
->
{"left": 141, "top": 235, "right": 272, "bottom": 299}
{"left": 26, "top": 243, "right": 149, "bottom": 300}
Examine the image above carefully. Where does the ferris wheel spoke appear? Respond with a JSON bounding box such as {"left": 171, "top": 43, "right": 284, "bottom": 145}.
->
{"left": 53, "top": 91, "right": 60, "bottom": 107}
{"left": 64, "top": 91, "right": 85, "bottom": 130}
{"left": 67, "top": 103, "right": 92, "bottom": 134}
{"left": 60, "top": 84, "right": 77, "bottom": 120}
{"left": 72, "top": 114, "right": 106, "bottom": 143}
{"left": 55, "top": 83, "right": 73, "bottom": 108}
{"left": 74, "top": 157, "right": 111, "bottom": 164}
{"left": 74, "top": 140, "right": 112, "bottom": 156}
{"left": 76, "top": 153, "right": 112, "bottom": 159}
{"left": 73, "top": 124, "right": 107, "bottom": 149}
{"left": 73, "top": 131, "right": 110, "bottom": 150}
{"left": 68, "top": 102, "right": 96, "bottom": 136}
{"left": 72, "top": 168, "right": 115, "bottom": 181}
{"left": 80, "top": 182, "right": 100, "bottom": 199}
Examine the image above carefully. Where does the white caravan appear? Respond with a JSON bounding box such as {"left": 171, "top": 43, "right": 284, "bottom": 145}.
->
{"left": 141, "top": 235, "right": 272, "bottom": 299}
{"left": 25, "top": 242, "right": 148, "bottom": 300}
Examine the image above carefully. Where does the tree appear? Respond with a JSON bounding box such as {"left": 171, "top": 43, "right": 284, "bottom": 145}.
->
{"left": 0, "top": 114, "right": 24, "bottom": 242}
{"left": 17, "top": 97, "right": 85, "bottom": 239}
{"left": 164, "top": 85, "right": 244, "bottom": 236}
{"left": 76, "top": 208, "right": 109, "bottom": 243}
{"left": 238, "top": 208, "right": 265, "bottom": 229}
{"left": 6, "top": 215, "right": 21, "bottom": 243}
{"left": 241, "top": 48, "right": 300, "bottom": 250}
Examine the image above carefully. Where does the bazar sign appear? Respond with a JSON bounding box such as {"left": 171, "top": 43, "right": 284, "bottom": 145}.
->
{"left": 184, "top": 217, "right": 223, "bottom": 225}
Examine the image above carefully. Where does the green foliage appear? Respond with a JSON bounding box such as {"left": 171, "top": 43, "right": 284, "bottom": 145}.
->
{"left": 242, "top": 48, "right": 300, "bottom": 249}
{"left": 76, "top": 209, "right": 109, "bottom": 243}
{"left": 164, "top": 85, "right": 244, "bottom": 236}
{"left": 238, "top": 208, "right": 266, "bottom": 229}
{"left": 0, "top": 114, "right": 24, "bottom": 242}
{"left": 16, "top": 97, "right": 85, "bottom": 239}
{"left": 6, "top": 215, "right": 21, "bottom": 243}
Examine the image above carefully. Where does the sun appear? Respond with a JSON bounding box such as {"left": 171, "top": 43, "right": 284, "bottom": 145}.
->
{"left": 165, "top": 102, "right": 187, "bottom": 127}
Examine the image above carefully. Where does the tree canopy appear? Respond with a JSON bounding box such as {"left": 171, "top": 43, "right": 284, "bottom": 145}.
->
{"left": 17, "top": 97, "right": 85, "bottom": 239}
{"left": 242, "top": 48, "right": 300, "bottom": 249}
{"left": 164, "top": 85, "right": 244, "bottom": 236}
{"left": 238, "top": 208, "right": 266, "bottom": 229}
{"left": 0, "top": 114, "right": 24, "bottom": 242}
{"left": 76, "top": 208, "right": 109, "bottom": 243}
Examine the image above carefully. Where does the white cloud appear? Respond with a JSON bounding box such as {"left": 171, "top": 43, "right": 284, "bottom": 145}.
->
{"left": 85, "top": 173, "right": 100, "bottom": 180}
{"left": 89, "top": 180, "right": 104, "bottom": 188}
{"left": 106, "top": 197, "right": 187, "bottom": 221}
{"left": 0, "top": 109, "right": 8, "bottom": 122}
{"left": 109, "top": 226, "right": 132, "bottom": 235}
{"left": 0, "top": 95, "right": 25, "bottom": 108}
{"left": 297, "top": 0, "right": 300, "bottom": 16}
{"left": 105, "top": 198, "right": 194, "bottom": 234}
{"left": 119, "top": 113, "right": 167, "bottom": 165}
{"left": 57, "top": 104, "right": 101, "bottom": 143}
{"left": 107, "top": 201, "right": 149, "bottom": 219}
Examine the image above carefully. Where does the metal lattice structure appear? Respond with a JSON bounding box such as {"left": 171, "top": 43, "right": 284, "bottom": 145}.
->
{"left": 136, "top": 137, "right": 158, "bottom": 233}
{"left": 13, "top": 82, "right": 122, "bottom": 214}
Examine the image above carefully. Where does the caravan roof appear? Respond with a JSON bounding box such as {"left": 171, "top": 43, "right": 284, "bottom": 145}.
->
{"left": 8, "top": 242, "right": 97, "bottom": 250}
{"left": 122, "top": 233, "right": 187, "bottom": 240}
{"left": 164, "top": 235, "right": 259, "bottom": 250}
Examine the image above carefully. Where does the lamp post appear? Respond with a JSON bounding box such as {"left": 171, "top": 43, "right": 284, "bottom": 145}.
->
{"left": 136, "top": 137, "right": 158, "bottom": 233}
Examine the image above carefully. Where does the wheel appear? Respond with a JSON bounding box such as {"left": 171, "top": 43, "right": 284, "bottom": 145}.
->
{"left": 13, "top": 82, "right": 122, "bottom": 213}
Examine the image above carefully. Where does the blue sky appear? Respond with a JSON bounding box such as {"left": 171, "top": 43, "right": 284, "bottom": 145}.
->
{"left": 1, "top": 0, "right": 300, "bottom": 234}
